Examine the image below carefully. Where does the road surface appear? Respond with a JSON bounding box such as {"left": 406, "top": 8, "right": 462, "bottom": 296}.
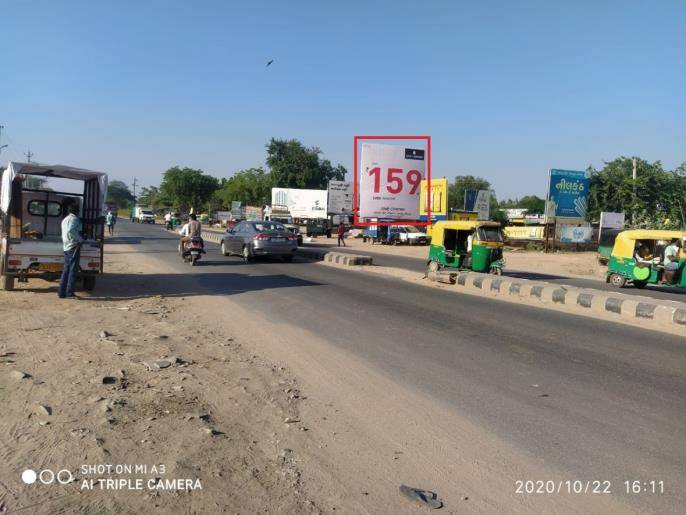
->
{"left": 110, "top": 222, "right": 686, "bottom": 512}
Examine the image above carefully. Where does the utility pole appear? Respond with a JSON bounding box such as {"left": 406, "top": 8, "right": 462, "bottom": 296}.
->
{"left": 632, "top": 157, "right": 637, "bottom": 224}
{"left": 132, "top": 177, "right": 138, "bottom": 204}
{"left": 24, "top": 148, "right": 34, "bottom": 163}
{"left": 0, "top": 125, "right": 7, "bottom": 155}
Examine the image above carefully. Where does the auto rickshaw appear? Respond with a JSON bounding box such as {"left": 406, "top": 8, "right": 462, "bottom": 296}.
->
{"left": 606, "top": 229, "right": 686, "bottom": 288}
{"left": 427, "top": 220, "right": 505, "bottom": 274}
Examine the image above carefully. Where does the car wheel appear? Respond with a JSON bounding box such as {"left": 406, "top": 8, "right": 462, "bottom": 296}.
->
{"left": 221, "top": 241, "right": 229, "bottom": 256}
{"left": 609, "top": 273, "right": 627, "bottom": 288}
{"left": 242, "top": 245, "right": 253, "bottom": 263}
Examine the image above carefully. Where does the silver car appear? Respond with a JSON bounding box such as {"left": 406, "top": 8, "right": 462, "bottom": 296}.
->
{"left": 220, "top": 221, "right": 298, "bottom": 262}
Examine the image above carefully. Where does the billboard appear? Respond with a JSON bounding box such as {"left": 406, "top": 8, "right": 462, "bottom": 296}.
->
{"left": 358, "top": 142, "right": 425, "bottom": 220}
{"left": 504, "top": 226, "right": 546, "bottom": 240}
{"left": 464, "top": 189, "right": 491, "bottom": 220}
{"left": 559, "top": 223, "right": 593, "bottom": 243}
{"left": 244, "top": 205, "right": 263, "bottom": 221}
{"left": 327, "top": 180, "right": 353, "bottom": 215}
{"left": 271, "top": 188, "right": 327, "bottom": 219}
{"left": 545, "top": 169, "right": 590, "bottom": 221}
{"left": 419, "top": 177, "right": 448, "bottom": 221}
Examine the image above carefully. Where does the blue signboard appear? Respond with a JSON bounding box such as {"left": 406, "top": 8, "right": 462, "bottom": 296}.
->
{"left": 547, "top": 169, "right": 590, "bottom": 219}
{"left": 464, "top": 190, "right": 478, "bottom": 211}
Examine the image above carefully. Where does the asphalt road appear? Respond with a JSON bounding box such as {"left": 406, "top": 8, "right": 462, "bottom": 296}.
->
{"left": 303, "top": 242, "right": 686, "bottom": 303}
{"left": 110, "top": 222, "right": 686, "bottom": 512}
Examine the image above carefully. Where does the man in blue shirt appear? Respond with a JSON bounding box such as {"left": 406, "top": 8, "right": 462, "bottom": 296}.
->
{"left": 59, "top": 204, "right": 83, "bottom": 298}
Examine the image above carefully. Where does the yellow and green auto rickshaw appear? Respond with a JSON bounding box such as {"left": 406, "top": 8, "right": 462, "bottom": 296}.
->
{"left": 427, "top": 220, "right": 505, "bottom": 274}
{"left": 606, "top": 230, "right": 686, "bottom": 288}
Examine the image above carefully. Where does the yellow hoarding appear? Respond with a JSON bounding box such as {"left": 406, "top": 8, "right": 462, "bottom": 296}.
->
{"left": 420, "top": 178, "right": 448, "bottom": 219}
{"left": 504, "top": 226, "right": 546, "bottom": 240}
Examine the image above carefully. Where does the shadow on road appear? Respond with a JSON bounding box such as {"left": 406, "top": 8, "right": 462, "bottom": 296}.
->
{"left": 106, "top": 236, "right": 177, "bottom": 245}
{"left": 82, "top": 271, "right": 323, "bottom": 300}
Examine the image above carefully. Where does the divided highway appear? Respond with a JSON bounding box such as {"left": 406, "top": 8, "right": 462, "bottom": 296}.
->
{"left": 111, "top": 222, "right": 686, "bottom": 512}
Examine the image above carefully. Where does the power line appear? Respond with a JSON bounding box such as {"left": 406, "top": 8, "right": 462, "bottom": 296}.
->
{"left": 0, "top": 125, "right": 8, "bottom": 155}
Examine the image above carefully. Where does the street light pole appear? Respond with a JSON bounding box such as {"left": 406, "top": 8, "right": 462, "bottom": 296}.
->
{"left": 632, "top": 157, "right": 637, "bottom": 224}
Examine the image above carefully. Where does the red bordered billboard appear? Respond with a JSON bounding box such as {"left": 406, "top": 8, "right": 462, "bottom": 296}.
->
{"left": 353, "top": 135, "right": 431, "bottom": 227}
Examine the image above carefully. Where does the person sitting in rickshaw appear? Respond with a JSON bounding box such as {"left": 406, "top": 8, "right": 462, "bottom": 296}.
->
{"left": 661, "top": 239, "right": 682, "bottom": 284}
{"left": 633, "top": 242, "right": 655, "bottom": 266}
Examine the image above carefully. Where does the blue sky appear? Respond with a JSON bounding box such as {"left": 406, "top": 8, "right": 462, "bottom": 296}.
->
{"left": 1, "top": 0, "right": 684, "bottom": 199}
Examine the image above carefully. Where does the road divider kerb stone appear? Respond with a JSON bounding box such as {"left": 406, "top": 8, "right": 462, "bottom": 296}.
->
{"left": 423, "top": 270, "right": 686, "bottom": 335}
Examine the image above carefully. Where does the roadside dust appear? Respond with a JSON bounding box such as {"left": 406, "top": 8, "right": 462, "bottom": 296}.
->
{"left": 0, "top": 253, "right": 317, "bottom": 514}
{"left": 0, "top": 243, "right": 632, "bottom": 514}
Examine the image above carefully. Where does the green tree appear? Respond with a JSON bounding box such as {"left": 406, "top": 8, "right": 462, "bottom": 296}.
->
{"left": 159, "top": 166, "right": 219, "bottom": 212}
{"left": 448, "top": 175, "right": 492, "bottom": 211}
{"left": 215, "top": 167, "right": 272, "bottom": 207}
{"left": 588, "top": 157, "right": 686, "bottom": 227}
{"left": 499, "top": 195, "right": 545, "bottom": 214}
{"left": 266, "top": 138, "right": 346, "bottom": 189}
{"left": 138, "top": 186, "right": 167, "bottom": 211}
{"left": 106, "top": 180, "right": 134, "bottom": 208}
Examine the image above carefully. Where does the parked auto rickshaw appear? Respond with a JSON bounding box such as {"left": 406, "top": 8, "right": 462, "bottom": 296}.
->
{"left": 606, "top": 229, "right": 686, "bottom": 288}
{"left": 427, "top": 220, "right": 504, "bottom": 274}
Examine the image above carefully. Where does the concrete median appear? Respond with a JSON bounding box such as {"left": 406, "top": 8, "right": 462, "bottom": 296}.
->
{"left": 297, "top": 246, "right": 373, "bottom": 266}
{"left": 427, "top": 270, "right": 686, "bottom": 335}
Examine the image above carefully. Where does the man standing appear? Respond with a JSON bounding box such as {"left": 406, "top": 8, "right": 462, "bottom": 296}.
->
{"left": 337, "top": 221, "right": 346, "bottom": 247}
{"left": 58, "top": 204, "right": 83, "bottom": 298}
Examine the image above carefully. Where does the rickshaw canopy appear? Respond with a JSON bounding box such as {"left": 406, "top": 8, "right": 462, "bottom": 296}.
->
{"left": 430, "top": 220, "right": 501, "bottom": 242}
{"left": 611, "top": 229, "right": 686, "bottom": 258}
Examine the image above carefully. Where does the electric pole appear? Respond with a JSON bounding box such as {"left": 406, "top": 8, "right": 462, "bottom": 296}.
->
{"left": 24, "top": 148, "right": 34, "bottom": 163}
{"left": 132, "top": 177, "right": 138, "bottom": 204}
{"left": 632, "top": 157, "right": 637, "bottom": 224}
{"left": 0, "top": 125, "right": 7, "bottom": 155}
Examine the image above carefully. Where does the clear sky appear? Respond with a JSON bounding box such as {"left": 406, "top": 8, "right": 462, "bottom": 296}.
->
{"left": 1, "top": 0, "right": 684, "bottom": 199}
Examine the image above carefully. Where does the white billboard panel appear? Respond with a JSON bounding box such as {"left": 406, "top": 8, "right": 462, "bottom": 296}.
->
{"left": 327, "top": 181, "right": 352, "bottom": 215}
{"left": 359, "top": 143, "right": 424, "bottom": 219}
{"left": 271, "top": 188, "right": 327, "bottom": 219}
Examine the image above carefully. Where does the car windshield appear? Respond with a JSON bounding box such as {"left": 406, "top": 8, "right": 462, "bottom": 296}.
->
{"left": 405, "top": 226, "right": 421, "bottom": 233}
{"left": 142, "top": 211, "right": 154, "bottom": 215}
{"left": 477, "top": 226, "right": 503, "bottom": 242}
{"left": 253, "top": 222, "right": 285, "bottom": 232}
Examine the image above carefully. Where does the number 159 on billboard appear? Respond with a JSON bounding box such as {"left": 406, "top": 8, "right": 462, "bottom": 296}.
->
{"left": 359, "top": 142, "right": 426, "bottom": 220}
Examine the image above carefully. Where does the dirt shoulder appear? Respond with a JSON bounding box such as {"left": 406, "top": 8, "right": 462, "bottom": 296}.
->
{"left": 0, "top": 245, "right": 630, "bottom": 514}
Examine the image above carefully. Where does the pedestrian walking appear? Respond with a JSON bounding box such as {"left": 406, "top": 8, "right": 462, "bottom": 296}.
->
{"left": 337, "top": 222, "right": 346, "bottom": 247}
{"left": 58, "top": 204, "right": 83, "bottom": 299}
{"left": 106, "top": 210, "right": 115, "bottom": 236}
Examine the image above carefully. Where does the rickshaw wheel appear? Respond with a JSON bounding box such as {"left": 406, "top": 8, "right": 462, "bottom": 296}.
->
{"left": 491, "top": 267, "right": 502, "bottom": 276}
{"left": 428, "top": 261, "right": 440, "bottom": 273}
{"left": 633, "top": 280, "right": 648, "bottom": 289}
{"left": 609, "top": 273, "right": 627, "bottom": 288}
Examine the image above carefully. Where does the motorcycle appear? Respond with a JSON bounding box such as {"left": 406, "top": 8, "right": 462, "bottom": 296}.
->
{"left": 180, "top": 237, "right": 205, "bottom": 266}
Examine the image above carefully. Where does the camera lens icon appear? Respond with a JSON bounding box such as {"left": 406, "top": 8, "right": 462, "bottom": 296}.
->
{"left": 22, "top": 469, "right": 37, "bottom": 484}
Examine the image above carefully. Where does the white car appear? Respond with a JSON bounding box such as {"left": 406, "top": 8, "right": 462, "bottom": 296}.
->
{"left": 392, "top": 226, "right": 430, "bottom": 245}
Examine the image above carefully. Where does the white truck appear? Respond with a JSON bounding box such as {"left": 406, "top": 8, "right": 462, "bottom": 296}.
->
{"left": 0, "top": 162, "right": 107, "bottom": 291}
{"left": 132, "top": 206, "right": 156, "bottom": 224}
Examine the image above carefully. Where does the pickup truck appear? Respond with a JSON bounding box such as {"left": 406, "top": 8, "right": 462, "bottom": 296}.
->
{"left": 0, "top": 162, "right": 107, "bottom": 291}
{"left": 132, "top": 206, "right": 156, "bottom": 223}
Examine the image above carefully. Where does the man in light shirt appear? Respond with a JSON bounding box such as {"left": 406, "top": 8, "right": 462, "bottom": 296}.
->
{"left": 661, "top": 238, "right": 682, "bottom": 284}
{"left": 178, "top": 213, "right": 203, "bottom": 254}
{"left": 58, "top": 203, "right": 83, "bottom": 298}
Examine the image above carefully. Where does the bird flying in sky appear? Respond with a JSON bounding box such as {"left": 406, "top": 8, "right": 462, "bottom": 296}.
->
{"left": 266, "top": 59, "right": 274, "bottom": 67}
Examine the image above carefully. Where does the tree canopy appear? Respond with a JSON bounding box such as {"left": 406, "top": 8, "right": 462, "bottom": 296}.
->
{"left": 214, "top": 168, "right": 272, "bottom": 207}
{"left": 499, "top": 195, "right": 546, "bottom": 214}
{"left": 588, "top": 157, "right": 686, "bottom": 228}
{"left": 106, "top": 180, "right": 134, "bottom": 208}
{"left": 159, "top": 166, "right": 219, "bottom": 212}
{"left": 266, "top": 138, "right": 346, "bottom": 189}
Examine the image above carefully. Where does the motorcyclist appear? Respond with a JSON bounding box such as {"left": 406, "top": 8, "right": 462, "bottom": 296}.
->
{"left": 164, "top": 212, "right": 172, "bottom": 230}
{"left": 178, "top": 214, "right": 203, "bottom": 254}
